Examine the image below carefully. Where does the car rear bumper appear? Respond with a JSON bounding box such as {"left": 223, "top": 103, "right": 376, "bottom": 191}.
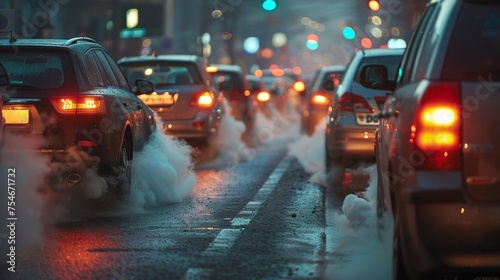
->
{"left": 327, "top": 126, "right": 376, "bottom": 160}
{"left": 161, "top": 112, "right": 221, "bottom": 142}
{"left": 397, "top": 171, "right": 500, "bottom": 276}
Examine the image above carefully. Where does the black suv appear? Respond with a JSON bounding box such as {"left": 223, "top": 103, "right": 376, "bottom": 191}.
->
{"left": 0, "top": 37, "right": 155, "bottom": 197}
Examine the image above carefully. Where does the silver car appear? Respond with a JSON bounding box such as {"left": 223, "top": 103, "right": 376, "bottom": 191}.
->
{"left": 375, "top": 0, "right": 500, "bottom": 278}
{"left": 118, "top": 55, "right": 224, "bottom": 147}
{"left": 325, "top": 48, "right": 403, "bottom": 183}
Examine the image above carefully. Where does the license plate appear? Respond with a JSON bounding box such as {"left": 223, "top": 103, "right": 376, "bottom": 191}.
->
{"left": 139, "top": 94, "right": 174, "bottom": 106}
{"left": 2, "top": 109, "right": 29, "bottom": 124}
{"left": 356, "top": 113, "right": 379, "bottom": 125}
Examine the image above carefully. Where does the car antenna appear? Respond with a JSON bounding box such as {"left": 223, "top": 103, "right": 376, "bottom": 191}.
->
{"left": 9, "top": 31, "right": 16, "bottom": 43}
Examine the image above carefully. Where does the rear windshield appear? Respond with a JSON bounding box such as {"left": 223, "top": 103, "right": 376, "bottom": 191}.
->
{"left": 210, "top": 71, "right": 244, "bottom": 91}
{"left": 0, "top": 49, "right": 71, "bottom": 90}
{"left": 442, "top": 3, "right": 500, "bottom": 81}
{"left": 320, "top": 71, "right": 344, "bottom": 90}
{"left": 119, "top": 62, "right": 203, "bottom": 86}
{"left": 356, "top": 55, "right": 401, "bottom": 83}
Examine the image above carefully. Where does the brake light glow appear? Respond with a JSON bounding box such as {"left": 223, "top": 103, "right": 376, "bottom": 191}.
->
{"left": 257, "top": 91, "right": 271, "bottom": 102}
{"left": 411, "top": 82, "right": 461, "bottom": 170}
{"left": 337, "top": 92, "right": 372, "bottom": 112}
{"left": 311, "top": 92, "right": 329, "bottom": 105}
{"left": 50, "top": 96, "right": 105, "bottom": 114}
{"left": 190, "top": 92, "right": 213, "bottom": 108}
{"left": 294, "top": 81, "right": 305, "bottom": 92}
{"left": 206, "top": 66, "right": 219, "bottom": 73}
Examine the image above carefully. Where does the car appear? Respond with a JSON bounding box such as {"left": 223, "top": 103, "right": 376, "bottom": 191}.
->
{"left": 0, "top": 36, "right": 156, "bottom": 198}
{"left": 206, "top": 64, "right": 256, "bottom": 129}
{"left": 246, "top": 74, "right": 273, "bottom": 119}
{"left": 375, "top": 0, "right": 500, "bottom": 278}
{"left": 260, "top": 68, "right": 306, "bottom": 115}
{"left": 0, "top": 62, "right": 9, "bottom": 153}
{"left": 325, "top": 48, "right": 403, "bottom": 183}
{"left": 301, "top": 65, "right": 345, "bottom": 136}
{"left": 117, "top": 54, "right": 224, "bottom": 148}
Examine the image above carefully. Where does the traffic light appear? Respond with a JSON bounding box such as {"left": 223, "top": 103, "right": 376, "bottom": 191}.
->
{"left": 262, "top": 0, "right": 277, "bottom": 11}
{"left": 368, "top": 0, "right": 380, "bottom": 11}
{"left": 306, "top": 33, "right": 319, "bottom": 50}
{"left": 342, "top": 26, "right": 356, "bottom": 40}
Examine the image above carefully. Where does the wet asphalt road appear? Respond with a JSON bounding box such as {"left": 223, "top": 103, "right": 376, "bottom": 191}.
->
{"left": 0, "top": 134, "right": 375, "bottom": 280}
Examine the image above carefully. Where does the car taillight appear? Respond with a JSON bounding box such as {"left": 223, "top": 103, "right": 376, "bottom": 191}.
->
{"left": 311, "top": 92, "right": 329, "bottom": 105}
{"left": 49, "top": 96, "right": 105, "bottom": 114}
{"left": 294, "top": 81, "right": 305, "bottom": 92}
{"left": 257, "top": 91, "right": 271, "bottom": 102}
{"left": 411, "top": 82, "right": 461, "bottom": 170}
{"left": 337, "top": 92, "right": 372, "bottom": 112}
{"left": 190, "top": 92, "right": 213, "bottom": 108}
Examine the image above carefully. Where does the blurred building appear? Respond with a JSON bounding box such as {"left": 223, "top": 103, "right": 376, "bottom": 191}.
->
{"left": 1, "top": 0, "right": 428, "bottom": 74}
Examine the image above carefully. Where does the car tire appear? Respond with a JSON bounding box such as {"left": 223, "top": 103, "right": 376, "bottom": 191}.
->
{"left": 376, "top": 174, "right": 386, "bottom": 242}
{"left": 376, "top": 147, "right": 386, "bottom": 241}
{"left": 116, "top": 139, "right": 132, "bottom": 200}
{"left": 393, "top": 215, "right": 409, "bottom": 280}
{"left": 325, "top": 138, "right": 331, "bottom": 172}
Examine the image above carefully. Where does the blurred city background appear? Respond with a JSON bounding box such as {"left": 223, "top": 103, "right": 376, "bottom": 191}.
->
{"left": 0, "top": 0, "right": 427, "bottom": 74}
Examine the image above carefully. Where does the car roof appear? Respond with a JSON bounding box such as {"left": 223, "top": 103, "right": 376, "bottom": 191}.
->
{"left": 0, "top": 37, "right": 100, "bottom": 48}
{"left": 118, "top": 54, "right": 202, "bottom": 64}
{"left": 360, "top": 48, "right": 405, "bottom": 57}
{"left": 320, "top": 65, "right": 346, "bottom": 72}
{"left": 209, "top": 64, "right": 242, "bottom": 72}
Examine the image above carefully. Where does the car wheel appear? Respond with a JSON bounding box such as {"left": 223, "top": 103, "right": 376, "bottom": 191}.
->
{"left": 376, "top": 149, "right": 386, "bottom": 240}
{"left": 116, "top": 139, "right": 132, "bottom": 200}
{"left": 324, "top": 138, "right": 331, "bottom": 171}
{"left": 376, "top": 173, "right": 386, "bottom": 241}
{"left": 393, "top": 215, "right": 409, "bottom": 280}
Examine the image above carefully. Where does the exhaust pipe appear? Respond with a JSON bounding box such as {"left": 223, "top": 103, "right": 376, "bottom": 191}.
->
{"left": 67, "top": 173, "right": 82, "bottom": 185}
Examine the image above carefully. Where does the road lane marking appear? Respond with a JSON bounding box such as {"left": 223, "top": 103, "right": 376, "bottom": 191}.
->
{"left": 184, "top": 155, "right": 293, "bottom": 280}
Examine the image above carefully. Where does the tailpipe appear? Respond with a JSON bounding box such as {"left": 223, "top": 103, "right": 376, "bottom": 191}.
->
{"left": 67, "top": 172, "right": 82, "bottom": 185}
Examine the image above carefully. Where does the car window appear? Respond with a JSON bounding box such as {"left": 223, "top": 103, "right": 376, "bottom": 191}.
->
{"left": 84, "top": 50, "right": 105, "bottom": 87}
{"left": 0, "top": 50, "right": 68, "bottom": 90}
{"left": 398, "top": 3, "right": 437, "bottom": 85}
{"left": 412, "top": 4, "right": 441, "bottom": 81}
{"left": 442, "top": 3, "right": 500, "bottom": 81}
{"left": 95, "top": 50, "right": 120, "bottom": 87}
{"left": 356, "top": 56, "right": 401, "bottom": 84}
{"left": 120, "top": 62, "right": 202, "bottom": 86}
{"left": 211, "top": 71, "right": 244, "bottom": 91}
{"left": 320, "top": 71, "right": 343, "bottom": 91}
{"left": 104, "top": 52, "right": 131, "bottom": 90}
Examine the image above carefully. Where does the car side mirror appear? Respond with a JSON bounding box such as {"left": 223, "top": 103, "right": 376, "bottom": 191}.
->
{"left": 135, "top": 79, "right": 154, "bottom": 95}
{"left": 360, "top": 64, "right": 394, "bottom": 90}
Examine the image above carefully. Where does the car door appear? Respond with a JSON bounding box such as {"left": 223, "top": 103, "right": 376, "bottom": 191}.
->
{"left": 378, "top": 2, "right": 438, "bottom": 209}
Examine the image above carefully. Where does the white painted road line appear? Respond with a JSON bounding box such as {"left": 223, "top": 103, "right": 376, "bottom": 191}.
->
{"left": 184, "top": 155, "right": 293, "bottom": 280}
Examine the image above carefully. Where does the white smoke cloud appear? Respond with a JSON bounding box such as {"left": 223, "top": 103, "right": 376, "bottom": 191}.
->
{"left": 129, "top": 124, "right": 197, "bottom": 208}
{"left": 195, "top": 101, "right": 254, "bottom": 169}
{"left": 288, "top": 124, "right": 392, "bottom": 279}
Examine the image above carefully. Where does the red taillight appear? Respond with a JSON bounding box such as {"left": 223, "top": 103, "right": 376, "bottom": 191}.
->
{"left": 411, "top": 82, "right": 461, "bottom": 170}
{"left": 190, "top": 92, "right": 214, "bottom": 108}
{"left": 77, "top": 140, "right": 97, "bottom": 147}
{"left": 311, "top": 92, "right": 329, "bottom": 105}
{"left": 337, "top": 92, "right": 372, "bottom": 112}
{"left": 49, "top": 96, "right": 105, "bottom": 114}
